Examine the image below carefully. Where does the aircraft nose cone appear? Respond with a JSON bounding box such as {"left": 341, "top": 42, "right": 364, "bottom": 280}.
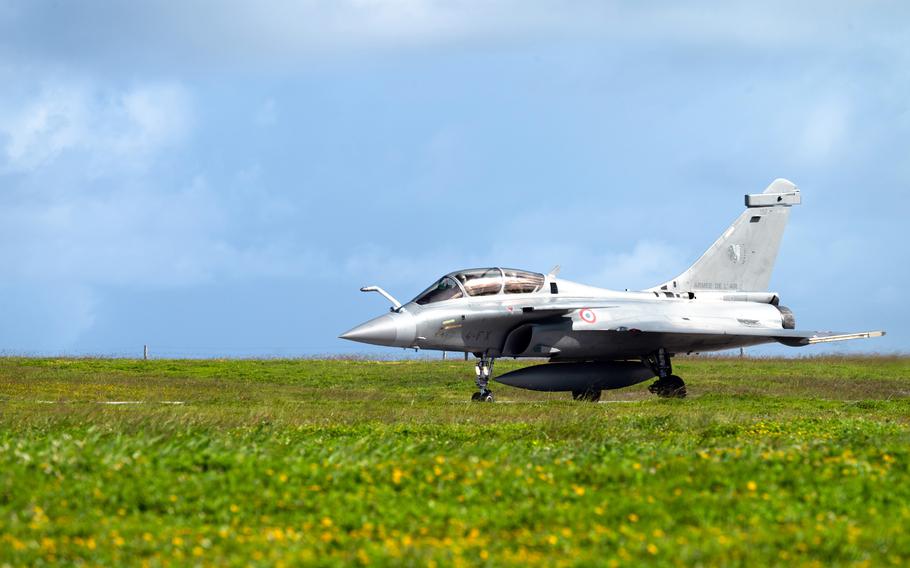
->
{"left": 339, "top": 312, "right": 416, "bottom": 347}
{"left": 340, "top": 316, "right": 398, "bottom": 345}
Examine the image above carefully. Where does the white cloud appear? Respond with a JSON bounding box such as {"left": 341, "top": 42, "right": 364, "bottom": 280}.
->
{"left": 115, "top": 84, "right": 193, "bottom": 162}
{"left": 1, "top": 82, "right": 192, "bottom": 175}
{"left": 1, "top": 169, "right": 329, "bottom": 290}
{"left": 4, "top": 1, "right": 906, "bottom": 71}
{"left": 0, "top": 78, "right": 326, "bottom": 347}
{"left": 2, "top": 86, "right": 89, "bottom": 171}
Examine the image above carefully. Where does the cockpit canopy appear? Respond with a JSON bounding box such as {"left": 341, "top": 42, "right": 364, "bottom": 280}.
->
{"left": 414, "top": 268, "right": 545, "bottom": 305}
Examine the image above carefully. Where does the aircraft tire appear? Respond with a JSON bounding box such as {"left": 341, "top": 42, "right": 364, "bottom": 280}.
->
{"left": 656, "top": 375, "right": 687, "bottom": 399}
{"left": 572, "top": 389, "right": 602, "bottom": 402}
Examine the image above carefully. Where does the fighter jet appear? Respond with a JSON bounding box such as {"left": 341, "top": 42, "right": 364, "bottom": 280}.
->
{"left": 340, "top": 179, "right": 884, "bottom": 402}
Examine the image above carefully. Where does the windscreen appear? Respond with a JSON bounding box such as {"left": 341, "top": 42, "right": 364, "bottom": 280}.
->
{"left": 414, "top": 277, "right": 464, "bottom": 305}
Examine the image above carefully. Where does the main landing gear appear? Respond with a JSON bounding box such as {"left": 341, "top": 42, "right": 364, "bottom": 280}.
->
{"left": 471, "top": 354, "right": 495, "bottom": 402}
{"left": 645, "top": 347, "right": 687, "bottom": 399}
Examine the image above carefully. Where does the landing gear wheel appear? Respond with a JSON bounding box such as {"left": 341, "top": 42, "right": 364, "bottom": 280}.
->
{"left": 472, "top": 390, "right": 494, "bottom": 403}
{"left": 572, "top": 389, "right": 602, "bottom": 402}
{"left": 644, "top": 348, "right": 686, "bottom": 399}
{"left": 663, "top": 375, "right": 687, "bottom": 398}
{"left": 648, "top": 374, "right": 687, "bottom": 399}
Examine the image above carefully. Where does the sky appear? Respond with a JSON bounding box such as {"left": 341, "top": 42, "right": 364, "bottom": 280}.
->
{"left": 0, "top": 1, "right": 907, "bottom": 357}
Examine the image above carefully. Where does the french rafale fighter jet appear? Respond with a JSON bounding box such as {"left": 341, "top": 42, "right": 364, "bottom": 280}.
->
{"left": 341, "top": 179, "right": 884, "bottom": 402}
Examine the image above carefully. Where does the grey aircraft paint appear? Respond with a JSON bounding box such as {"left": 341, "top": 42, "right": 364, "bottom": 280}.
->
{"left": 340, "top": 179, "right": 885, "bottom": 402}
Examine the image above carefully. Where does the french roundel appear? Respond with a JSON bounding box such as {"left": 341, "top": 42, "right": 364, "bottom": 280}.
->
{"left": 579, "top": 309, "right": 596, "bottom": 323}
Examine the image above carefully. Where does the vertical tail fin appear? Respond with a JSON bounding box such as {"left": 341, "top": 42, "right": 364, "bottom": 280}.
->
{"left": 650, "top": 178, "right": 800, "bottom": 293}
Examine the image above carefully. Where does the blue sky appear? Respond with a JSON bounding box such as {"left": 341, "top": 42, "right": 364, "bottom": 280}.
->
{"left": 0, "top": 1, "right": 907, "bottom": 357}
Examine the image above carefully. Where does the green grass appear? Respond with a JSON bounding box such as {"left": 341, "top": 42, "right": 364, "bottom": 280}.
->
{"left": 1, "top": 356, "right": 909, "bottom": 566}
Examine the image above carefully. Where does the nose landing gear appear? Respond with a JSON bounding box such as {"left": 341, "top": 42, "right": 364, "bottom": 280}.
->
{"left": 472, "top": 354, "right": 495, "bottom": 402}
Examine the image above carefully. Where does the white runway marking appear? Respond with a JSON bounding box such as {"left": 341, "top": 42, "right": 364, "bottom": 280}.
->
{"left": 24, "top": 400, "right": 186, "bottom": 405}
{"left": 103, "top": 401, "right": 186, "bottom": 405}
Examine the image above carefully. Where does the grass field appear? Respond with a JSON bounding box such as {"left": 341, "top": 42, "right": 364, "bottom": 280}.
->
{"left": 1, "top": 356, "right": 908, "bottom": 566}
